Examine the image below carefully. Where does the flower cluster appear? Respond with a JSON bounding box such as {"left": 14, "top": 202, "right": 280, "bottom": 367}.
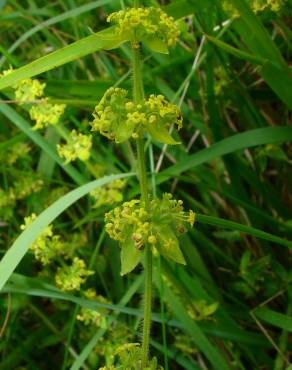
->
{"left": 21, "top": 213, "right": 64, "bottom": 265}
{"left": 105, "top": 194, "right": 195, "bottom": 273}
{"left": 55, "top": 257, "right": 94, "bottom": 291}
{"left": 77, "top": 289, "right": 110, "bottom": 328}
{"left": 29, "top": 100, "right": 66, "bottom": 130}
{"left": 0, "top": 142, "right": 31, "bottom": 165}
{"left": 90, "top": 179, "right": 126, "bottom": 208}
{"left": 21, "top": 213, "right": 93, "bottom": 291}
{"left": 13, "top": 176, "right": 44, "bottom": 199}
{"left": 57, "top": 129, "right": 92, "bottom": 163}
{"left": 0, "top": 187, "right": 15, "bottom": 208}
{"left": 0, "top": 68, "right": 65, "bottom": 129}
{"left": 14, "top": 78, "right": 45, "bottom": 103}
{"left": 0, "top": 173, "right": 43, "bottom": 221}
{"left": 107, "top": 7, "right": 180, "bottom": 47}
{"left": 91, "top": 87, "right": 182, "bottom": 144}
{"left": 223, "top": 0, "right": 286, "bottom": 16}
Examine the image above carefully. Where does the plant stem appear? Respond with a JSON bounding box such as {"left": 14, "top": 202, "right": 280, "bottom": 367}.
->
{"left": 141, "top": 243, "right": 152, "bottom": 367}
{"left": 131, "top": 18, "right": 152, "bottom": 367}
{"left": 136, "top": 138, "right": 148, "bottom": 204}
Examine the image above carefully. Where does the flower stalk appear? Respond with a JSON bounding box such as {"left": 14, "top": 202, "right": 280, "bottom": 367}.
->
{"left": 131, "top": 6, "right": 152, "bottom": 364}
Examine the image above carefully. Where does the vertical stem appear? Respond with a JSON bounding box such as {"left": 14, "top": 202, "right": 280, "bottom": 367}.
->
{"left": 131, "top": 8, "right": 152, "bottom": 365}
{"left": 141, "top": 242, "right": 152, "bottom": 368}
{"left": 136, "top": 138, "right": 148, "bottom": 204}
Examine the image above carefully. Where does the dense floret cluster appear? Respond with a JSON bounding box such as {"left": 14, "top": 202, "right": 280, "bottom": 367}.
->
{"left": 105, "top": 194, "right": 195, "bottom": 270}
{"left": 29, "top": 100, "right": 66, "bottom": 130}
{"left": 57, "top": 129, "right": 92, "bottom": 163}
{"left": 77, "top": 289, "right": 110, "bottom": 328}
{"left": 107, "top": 7, "right": 180, "bottom": 47}
{"left": 223, "top": 0, "right": 287, "bottom": 15}
{"left": 91, "top": 87, "right": 182, "bottom": 144}
{"left": 0, "top": 68, "right": 65, "bottom": 129}
{"left": 21, "top": 213, "right": 63, "bottom": 265}
{"left": 55, "top": 257, "right": 94, "bottom": 291}
{"left": 90, "top": 178, "right": 126, "bottom": 208}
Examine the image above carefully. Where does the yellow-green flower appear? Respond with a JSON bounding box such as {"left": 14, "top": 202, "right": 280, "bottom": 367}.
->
{"left": 77, "top": 289, "right": 110, "bottom": 328}
{"left": 21, "top": 214, "right": 63, "bottom": 265}
{"left": 105, "top": 194, "right": 195, "bottom": 272}
{"left": 91, "top": 88, "right": 182, "bottom": 144}
{"left": 29, "top": 99, "right": 66, "bottom": 129}
{"left": 14, "top": 78, "right": 45, "bottom": 103}
{"left": 107, "top": 7, "right": 180, "bottom": 47}
{"left": 57, "top": 129, "right": 92, "bottom": 163}
{"left": 90, "top": 179, "right": 126, "bottom": 208}
{"left": 55, "top": 257, "right": 94, "bottom": 291}
{"left": 223, "top": 0, "right": 287, "bottom": 16}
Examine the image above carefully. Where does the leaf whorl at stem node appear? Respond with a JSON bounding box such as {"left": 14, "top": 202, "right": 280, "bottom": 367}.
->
{"left": 91, "top": 87, "right": 182, "bottom": 144}
{"left": 104, "top": 193, "right": 195, "bottom": 275}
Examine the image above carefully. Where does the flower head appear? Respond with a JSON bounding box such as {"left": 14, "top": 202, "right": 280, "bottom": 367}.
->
{"left": 29, "top": 99, "right": 66, "bottom": 129}
{"left": 105, "top": 194, "right": 195, "bottom": 267}
{"left": 21, "top": 214, "right": 64, "bottom": 265}
{"left": 55, "top": 257, "right": 94, "bottom": 291}
{"left": 77, "top": 289, "right": 110, "bottom": 328}
{"left": 107, "top": 7, "right": 180, "bottom": 47}
{"left": 90, "top": 179, "right": 126, "bottom": 208}
{"left": 91, "top": 88, "right": 182, "bottom": 144}
{"left": 14, "top": 78, "right": 45, "bottom": 103}
{"left": 57, "top": 129, "right": 92, "bottom": 163}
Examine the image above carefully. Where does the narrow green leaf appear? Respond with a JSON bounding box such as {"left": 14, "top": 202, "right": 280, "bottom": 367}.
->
{"left": 0, "top": 0, "right": 119, "bottom": 65}
{"left": 196, "top": 214, "right": 292, "bottom": 248}
{"left": 254, "top": 307, "right": 292, "bottom": 332}
{"left": 0, "top": 173, "right": 134, "bottom": 292}
{"left": 158, "top": 127, "right": 292, "bottom": 182}
{"left": 205, "top": 34, "right": 267, "bottom": 65}
{"left": 0, "top": 27, "right": 126, "bottom": 91}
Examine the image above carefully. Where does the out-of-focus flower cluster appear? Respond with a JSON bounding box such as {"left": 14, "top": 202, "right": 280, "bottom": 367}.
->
{"left": 20, "top": 213, "right": 94, "bottom": 291}
{"left": 0, "top": 171, "right": 43, "bottom": 221}
{"left": 223, "top": 0, "right": 287, "bottom": 16}
{"left": 55, "top": 257, "right": 94, "bottom": 291}
{"left": 107, "top": 7, "right": 180, "bottom": 47}
{"left": 21, "top": 213, "right": 65, "bottom": 265}
{"left": 91, "top": 87, "right": 182, "bottom": 144}
{"left": 77, "top": 289, "right": 110, "bottom": 328}
{"left": 90, "top": 179, "right": 126, "bottom": 208}
{"left": 0, "top": 68, "right": 65, "bottom": 129}
{"left": 57, "top": 129, "right": 92, "bottom": 164}
{"left": 29, "top": 100, "right": 66, "bottom": 130}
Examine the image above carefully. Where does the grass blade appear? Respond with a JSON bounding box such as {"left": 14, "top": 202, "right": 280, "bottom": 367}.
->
{"left": 196, "top": 214, "right": 292, "bottom": 248}
{"left": 158, "top": 126, "right": 292, "bottom": 181}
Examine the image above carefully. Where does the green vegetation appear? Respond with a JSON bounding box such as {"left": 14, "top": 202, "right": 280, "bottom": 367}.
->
{"left": 0, "top": 1, "right": 291, "bottom": 369}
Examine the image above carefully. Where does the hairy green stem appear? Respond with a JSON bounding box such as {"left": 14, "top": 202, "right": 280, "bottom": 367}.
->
{"left": 141, "top": 243, "right": 152, "bottom": 367}
{"left": 136, "top": 138, "right": 148, "bottom": 204}
{"left": 131, "top": 18, "right": 152, "bottom": 367}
